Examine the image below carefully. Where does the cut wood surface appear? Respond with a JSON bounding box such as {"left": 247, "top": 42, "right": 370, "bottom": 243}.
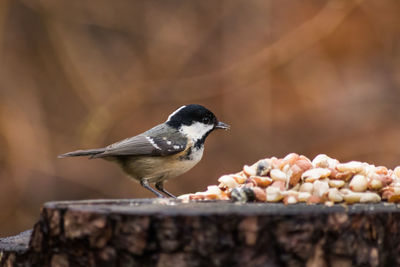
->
{"left": 1, "top": 199, "right": 400, "bottom": 266}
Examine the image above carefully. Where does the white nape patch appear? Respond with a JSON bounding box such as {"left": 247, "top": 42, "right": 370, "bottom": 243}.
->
{"left": 146, "top": 136, "right": 161, "bottom": 150}
{"left": 179, "top": 122, "right": 214, "bottom": 141}
{"left": 166, "top": 105, "right": 186, "bottom": 122}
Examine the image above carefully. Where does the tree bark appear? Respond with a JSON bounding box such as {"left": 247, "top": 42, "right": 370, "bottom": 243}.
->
{"left": 1, "top": 199, "right": 400, "bottom": 266}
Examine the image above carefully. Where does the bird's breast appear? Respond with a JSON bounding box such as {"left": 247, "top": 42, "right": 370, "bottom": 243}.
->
{"left": 118, "top": 146, "right": 204, "bottom": 183}
{"left": 177, "top": 146, "right": 204, "bottom": 166}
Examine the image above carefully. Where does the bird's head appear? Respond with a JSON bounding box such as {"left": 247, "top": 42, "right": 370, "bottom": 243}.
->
{"left": 166, "top": 104, "right": 229, "bottom": 146}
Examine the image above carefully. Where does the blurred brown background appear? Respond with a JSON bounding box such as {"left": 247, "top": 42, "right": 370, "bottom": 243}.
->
{"left": 1, "top": 0, "right": 400, "bottom": 236}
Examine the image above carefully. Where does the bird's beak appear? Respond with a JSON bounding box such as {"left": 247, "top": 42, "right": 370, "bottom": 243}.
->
{"left": 215, "top": 121, "right": 230, "bottom": 130}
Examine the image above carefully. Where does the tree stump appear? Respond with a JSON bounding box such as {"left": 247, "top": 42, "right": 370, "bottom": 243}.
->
{"left": 1, "top": 199, "right": 400, "bottom": 266}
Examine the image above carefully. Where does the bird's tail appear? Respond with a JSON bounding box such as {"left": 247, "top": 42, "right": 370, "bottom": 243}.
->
{"left": 58, "top": 148, "right": 106, "bottom": 159}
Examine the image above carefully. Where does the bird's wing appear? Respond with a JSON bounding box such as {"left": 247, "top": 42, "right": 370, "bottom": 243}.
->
{"left": 92, "top": 127, "right": 187, "bottom": 158}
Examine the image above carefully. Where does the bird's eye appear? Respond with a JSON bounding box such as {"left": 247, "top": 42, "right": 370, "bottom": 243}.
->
{"left": 202, "top": 117, "right": 210, "bottom": 124}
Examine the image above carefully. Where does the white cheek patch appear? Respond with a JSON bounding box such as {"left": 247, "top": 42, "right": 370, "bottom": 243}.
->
{"left": 179, "top": 122, "right": 214, "bottom": 141}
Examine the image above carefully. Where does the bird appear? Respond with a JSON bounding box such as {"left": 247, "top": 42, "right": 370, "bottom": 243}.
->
{"left": 58, "top": 104, "right": 230, "bottom": 198}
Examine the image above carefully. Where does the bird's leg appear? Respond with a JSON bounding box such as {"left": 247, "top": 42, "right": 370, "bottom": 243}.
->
{"left": 155, "top": 181, "right": 176, "bottom": 198}
{"left": 140, "top": 179, "right": 165, "bottom": 198}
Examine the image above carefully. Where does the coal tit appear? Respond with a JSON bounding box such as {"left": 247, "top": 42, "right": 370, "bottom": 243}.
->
{"left": 58, "top": 104, "right": 230, "bottom": 198}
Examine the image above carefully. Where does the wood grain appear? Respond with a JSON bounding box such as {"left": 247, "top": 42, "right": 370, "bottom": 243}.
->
{"left": 1, "top": 199, "right": 400, "bottom": 266}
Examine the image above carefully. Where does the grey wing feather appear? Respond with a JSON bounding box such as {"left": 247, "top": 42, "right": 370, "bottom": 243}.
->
{"left": 92, "top": 125, "right": 187, "bottom": 158}
{"left": 92, "top": 135, "right": 157, "bottom": 158}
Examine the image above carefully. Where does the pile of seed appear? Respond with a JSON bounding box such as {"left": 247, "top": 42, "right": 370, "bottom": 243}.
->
{"left": 178, "top": 153, "right": 400, "bottom": 205}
